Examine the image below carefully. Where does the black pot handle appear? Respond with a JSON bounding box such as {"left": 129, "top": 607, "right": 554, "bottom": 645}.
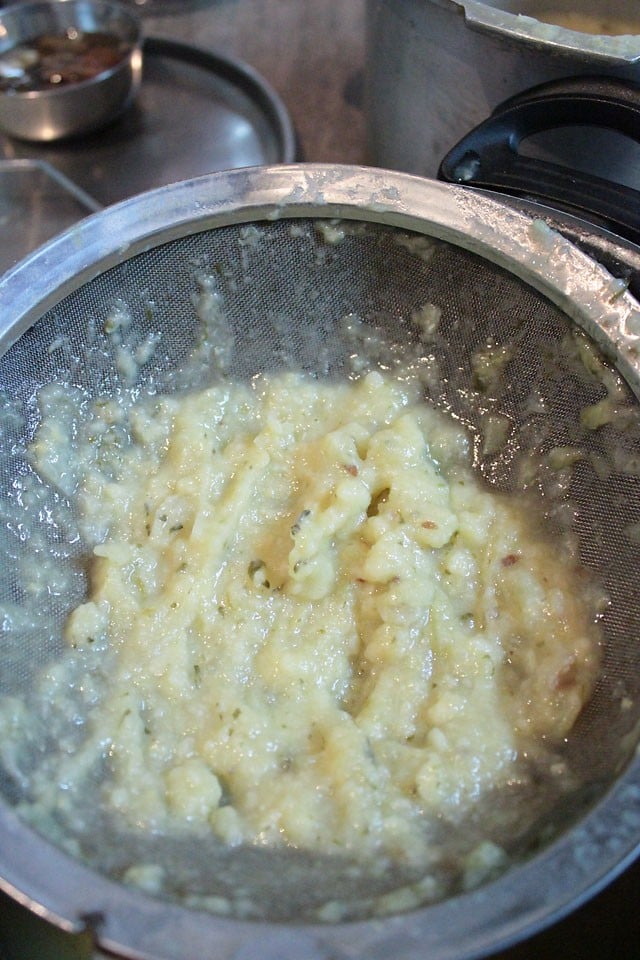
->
{"left": 438, "top": 75, "right": 640, "bottom": 247}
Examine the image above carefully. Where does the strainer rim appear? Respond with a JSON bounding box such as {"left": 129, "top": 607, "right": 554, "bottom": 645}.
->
{"left": 1, "top": 162, "right": 639, "bottom": 960}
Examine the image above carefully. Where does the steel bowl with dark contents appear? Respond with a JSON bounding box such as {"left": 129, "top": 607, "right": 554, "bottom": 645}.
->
{"left": 0, "top": 0, "right": 142, "bottom": 141}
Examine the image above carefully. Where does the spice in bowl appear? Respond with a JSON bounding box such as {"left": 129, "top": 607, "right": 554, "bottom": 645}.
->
{"left": 0, "top": 0, "right": 142, "bottom": 142}
{"left": 0, "top": 28, "right": 132, "bottom": 92}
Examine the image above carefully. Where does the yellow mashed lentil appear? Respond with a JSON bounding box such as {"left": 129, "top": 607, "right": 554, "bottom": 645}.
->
{"left": 25, "top": 368, "right": 599, "bottom": 869}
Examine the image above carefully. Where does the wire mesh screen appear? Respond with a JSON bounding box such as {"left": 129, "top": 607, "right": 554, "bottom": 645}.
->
{"left": 0, "top": 217, "right": 639, "bottom": 921}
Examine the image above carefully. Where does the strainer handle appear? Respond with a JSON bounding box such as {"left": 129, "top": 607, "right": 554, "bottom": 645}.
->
{"left": 438, "top": 75, "right": 640, "bottom": 247}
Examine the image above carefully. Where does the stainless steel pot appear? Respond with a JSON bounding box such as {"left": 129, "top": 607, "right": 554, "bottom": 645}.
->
{"left": 364, "top": 0, "right": 640, "bottom": 184}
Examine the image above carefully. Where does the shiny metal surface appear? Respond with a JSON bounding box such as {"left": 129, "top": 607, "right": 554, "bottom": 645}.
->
{"left": 0, "top": 36, "right": 296, "bottom": 205}
{"left": 364, "top": 0, "right": 640, "bottom": 181}
{"left": 0, "top": 0, "right": 142, "bottom": 142}
{"left": 0, "top": 163, "right": 639, "bottom": 960}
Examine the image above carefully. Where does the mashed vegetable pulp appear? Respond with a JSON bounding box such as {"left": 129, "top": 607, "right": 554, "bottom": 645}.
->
{"left": 25, "top": 368, "right": 599, "bottom": 872}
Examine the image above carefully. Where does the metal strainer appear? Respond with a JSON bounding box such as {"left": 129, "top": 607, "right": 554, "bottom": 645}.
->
{"left": 0, "top": 164, "right": 640, "bottom": 960}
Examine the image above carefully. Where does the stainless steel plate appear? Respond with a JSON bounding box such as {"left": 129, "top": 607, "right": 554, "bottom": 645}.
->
{"left": 0, "top": 37, "right": 296, "bottom": 206}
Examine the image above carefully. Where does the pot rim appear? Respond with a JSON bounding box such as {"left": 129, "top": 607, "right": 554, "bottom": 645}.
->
{"left": 441, "top": 0, "right": 640, "bottom": 63}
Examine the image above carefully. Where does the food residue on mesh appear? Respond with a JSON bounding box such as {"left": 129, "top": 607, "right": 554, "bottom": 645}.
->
{"left": 471, "top": 340, "right": 514, "bottom": 395}
{"left": 314, "top": 219, "right": 346, "bottom": 245}
{"left": 0, "top": 358, "right": 602, "bottom": 909}
{"left": 0, "top": 220, "right": 623, "bottom": 921}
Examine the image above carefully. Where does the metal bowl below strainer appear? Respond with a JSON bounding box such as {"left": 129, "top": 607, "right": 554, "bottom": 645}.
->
{"left": 0, "top": 164, "right": 640, "bottom": 960}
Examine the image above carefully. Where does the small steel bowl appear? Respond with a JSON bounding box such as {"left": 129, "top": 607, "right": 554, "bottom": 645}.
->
{"left": 0, "top": 0, "right": 142, "bottom": 142}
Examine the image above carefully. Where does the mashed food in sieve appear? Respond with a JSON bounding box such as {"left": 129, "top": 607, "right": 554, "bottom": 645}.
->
{"left": 23, "top": 369, "right": 599, "bottom": 874}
